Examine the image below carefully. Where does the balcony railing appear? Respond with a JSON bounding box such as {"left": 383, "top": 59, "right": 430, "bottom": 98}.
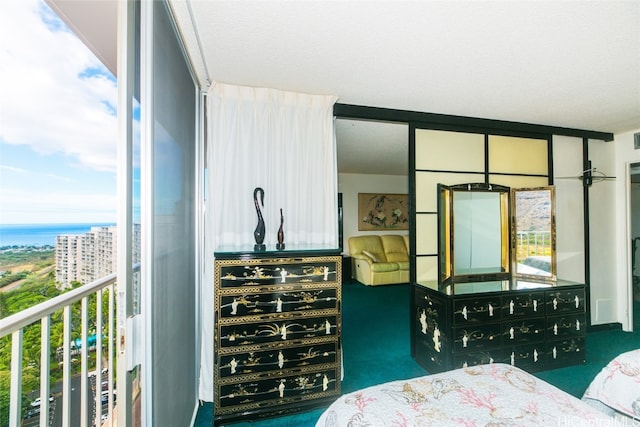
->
{"left": 0, "top": 273, "right": 117, "bottom": 427}
{"left": 516, "top": 230, "right": 552, "bottom": 258}
{"left": 515, "top": 230, "right": 552, "bottom": 275}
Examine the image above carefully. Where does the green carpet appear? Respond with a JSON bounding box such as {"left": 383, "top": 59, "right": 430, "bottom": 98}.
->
{"left": 196, "top": 281, "right": 640, "bottom": 426}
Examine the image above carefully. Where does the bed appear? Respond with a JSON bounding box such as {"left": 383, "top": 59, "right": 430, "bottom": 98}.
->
{"left": 316, "top": 363, "right": 617, "bottom": 426}
{"left": 582, "top": 348, "right": 640, "bottom": 423}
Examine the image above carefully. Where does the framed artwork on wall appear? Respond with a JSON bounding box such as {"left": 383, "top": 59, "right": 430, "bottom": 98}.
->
{"left": 358, "top": 193, "right": 409, "bottom": 231}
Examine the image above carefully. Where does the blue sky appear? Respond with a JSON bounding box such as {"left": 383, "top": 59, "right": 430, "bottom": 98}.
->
{"left": 0, "top": 0, "right": 118, "bottom": 224}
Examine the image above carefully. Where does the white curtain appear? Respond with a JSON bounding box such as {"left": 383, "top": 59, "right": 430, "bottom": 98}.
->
{"left": 198, "top": 83, "right": 339, "bottom": 402}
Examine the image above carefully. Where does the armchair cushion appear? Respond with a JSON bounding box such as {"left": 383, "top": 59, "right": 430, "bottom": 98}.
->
{"left": 370, "top": 262, "right": 400, "bottom": 273}
{"left": 395, "top": 260, "right": 410, "bottom": 270}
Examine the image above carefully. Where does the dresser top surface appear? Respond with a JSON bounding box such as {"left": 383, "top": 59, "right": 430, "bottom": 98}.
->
{"left": 214, "top": 246, "right": 341, "bottom": 259}
{"left": 417, "top": 277, "right": 583, "bottom": 296}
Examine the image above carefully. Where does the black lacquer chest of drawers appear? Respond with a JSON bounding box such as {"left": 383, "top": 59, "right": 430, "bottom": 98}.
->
{"left": 413, "top": 280, "right": 585, "bottom": 373}
{"left": 213, "top": 249, "right": 342, "bottom": 425}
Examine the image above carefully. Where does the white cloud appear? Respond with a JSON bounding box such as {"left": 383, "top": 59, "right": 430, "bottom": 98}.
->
{"left": 0, "top": 187, "right": 116, "bottom": 224}
{"left": 0, "top": 165, "right": 27, "bottom": 174}
{"left": 0, "top": 0, "right": 117, "bottom": 173}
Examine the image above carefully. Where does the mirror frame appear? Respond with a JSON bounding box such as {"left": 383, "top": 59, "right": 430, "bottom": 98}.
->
{"left": 438, "top": 182, "right": 511, "bottom": 283}
{"left": 511, "top": 186, "right": 557, "bottom": 281}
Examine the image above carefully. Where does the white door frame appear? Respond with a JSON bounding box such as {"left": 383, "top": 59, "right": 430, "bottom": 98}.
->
{"left": 624, "top": 161, "right": 637, "bottom": 331}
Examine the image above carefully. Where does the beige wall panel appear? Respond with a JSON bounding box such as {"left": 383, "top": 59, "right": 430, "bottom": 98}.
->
{"left": 416, "top": 172, "right": 484, "bottom": 212}
{"left": 416, "top": 213, "right": 438, "bottom": 255}
{"left": 416, "top": 255, "right": 438, "bottom": 283}
{"left": 415, "top": 129, "right": 485, "bottom": 171}
{"left": 489, "top": 136, "right": 548, "bottom": 175}
{"left": 488, "top": 174, "right": 549, "bottom": 188}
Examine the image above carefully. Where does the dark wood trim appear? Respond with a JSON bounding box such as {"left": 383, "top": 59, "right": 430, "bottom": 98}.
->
{"left": 334, "top": 103, "right": 614, "bottom": 142}
{"left": 408, "top": 122, "right": 417, "bottom": 357}
{"left": 547, "top": 136, "right": 554, "bottom": 185}
{"left": 583, "top": 137, "right": 592, "bottom": 327}
{"left": 484, "top": 134, "right": 490, "bottom": 183}
{"left": 588, "top": 322, "right": 622, "bottom": 333}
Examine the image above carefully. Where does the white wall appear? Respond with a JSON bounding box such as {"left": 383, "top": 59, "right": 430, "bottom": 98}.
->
{"left": 588, "top": 139, "right": 618, "bottom": 326}
{"left": 534, "top": 135, "right": 623, "bottom": 327}
{"left": 338, "top": 172, "right": 408, "bottom": 255}
{"left": 614, "top": 128, "right": 640, "bottom": 331}
{"left": 553, "top": 136, "right": 586, "bottom": 283}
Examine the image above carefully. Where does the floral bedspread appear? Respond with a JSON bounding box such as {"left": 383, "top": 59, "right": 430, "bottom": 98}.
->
{"left": 316, "top": 364, "right": 615, "bottom": 427}
{"left": 583, "top": 349, "right": 640, "bottom": 420}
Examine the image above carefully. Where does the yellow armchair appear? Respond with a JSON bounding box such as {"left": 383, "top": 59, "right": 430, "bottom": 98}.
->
{"left": 348, "top": 234, "right": 409, "bottom": 286}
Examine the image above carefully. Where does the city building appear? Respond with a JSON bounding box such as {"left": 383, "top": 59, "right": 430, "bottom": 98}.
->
{"left": 55, "top": 226, "right": 117, "bottom": 287}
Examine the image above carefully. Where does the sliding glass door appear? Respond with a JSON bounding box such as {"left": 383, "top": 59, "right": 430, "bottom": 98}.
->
{"left": 118, "top": 1, "right": 199, "bottom": 425}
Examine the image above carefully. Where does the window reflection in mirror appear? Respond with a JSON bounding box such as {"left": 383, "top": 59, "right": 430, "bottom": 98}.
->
{"left": 512, "top": 186, "right": 556, "bottom": 279}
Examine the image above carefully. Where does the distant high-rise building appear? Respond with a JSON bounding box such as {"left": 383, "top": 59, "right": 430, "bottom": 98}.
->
{"left": 55, "top": 226, "right": 117, "bottom": 288}
{"left": 55, "top": 234, "right": 80, "bottom": 287}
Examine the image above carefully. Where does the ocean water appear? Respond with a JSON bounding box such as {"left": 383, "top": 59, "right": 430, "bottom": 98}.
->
{"left": 0, "top": 223, "right": 116, "bottom": 247}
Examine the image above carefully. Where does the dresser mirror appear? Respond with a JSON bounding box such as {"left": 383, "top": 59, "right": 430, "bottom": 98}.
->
{"left": 438, "top": 183, "right": 556, "bottom": 284}
{"left": 511, "top": 186, "right": 556, "bottom": 280}
{"left": 438, "top": 183, "right": 510, "bottom": 283}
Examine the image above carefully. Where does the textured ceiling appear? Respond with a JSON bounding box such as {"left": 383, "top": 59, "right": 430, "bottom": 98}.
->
{"left": 47, "top": 0, "right": 640, "bottom": 176}
{"left": 171, "top": 0, "right": 639, "bottom": 175}
{"left": 173, "top": 1, "right": 639, "bottom": 133}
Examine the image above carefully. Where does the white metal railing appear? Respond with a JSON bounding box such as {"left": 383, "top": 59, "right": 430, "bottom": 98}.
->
{"left": 0, "top": 273, "right": 117, "bottom": 427}
{"left": 516, "top": 230, "right": 552, "bottom": 258}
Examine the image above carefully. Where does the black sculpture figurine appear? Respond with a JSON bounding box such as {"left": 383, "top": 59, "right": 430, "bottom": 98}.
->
{"left": 276, "top": 208, "right": 285, "bottom": 250}
{"left": 253, "top": 187, "right": 266, "bottom": 251}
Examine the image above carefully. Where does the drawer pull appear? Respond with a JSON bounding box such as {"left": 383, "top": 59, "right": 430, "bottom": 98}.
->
{"left": 509, "top": 327, "right": 515, "bottom": 340}
{"left": 278, "top": 351, "right": 284, "bottom": 368}
{"left": 509, "top": 300, "right": 514, "bottom": 315}
{"left": 552, "top": 346, "right": 557, "bottom": 359}
{"left": 488, "top": 303, "right": 494, "bottom": 316}
{"left": 576, "top": 319, "right": 581, "bottom": 331}
{"left": 534, "top": 349, "right": 539, "bottom": 362}
{"left": 575, "top": 295, "right": 580, "bottom": 308}
{"left": 553, "top": 323, "right": 558, "bottom": 335}
{"left": 510, "top": 352, "right": 515, "bottom": 365}
{"left": 462, "top": 333, "right": 469, "bottom": 348}
{"left": 553, "top": 298, "right": 558, "bottom": 310}
{"left": 533, "top": 300, "right": 538, "bottom": 312}
{"left": 433, "top": 326, "right": 442, "bottom": 352}
{"left": 462, "top": 306, "right": 468, "bottom": 320}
